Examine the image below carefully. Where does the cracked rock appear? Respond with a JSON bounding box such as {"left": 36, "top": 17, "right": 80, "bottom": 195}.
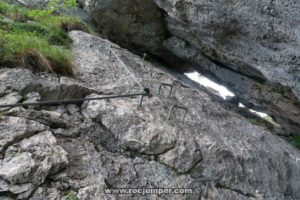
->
{"left": 83, "top": 96, "right": 178, "bottom": 154}
{"left": 6, "top": 107, "right": 68, "bottom": 129}
{"left": 0, "top": 93, "right": 22, "bottom": 112}
{"left": 0, "top": 131, "right": 68, "bottom": 195}
{"left": 0, "top": 116, "right": 48, "bottom": 155}
{"left": 158, "top": 135, "right": 202, "bottom": 173}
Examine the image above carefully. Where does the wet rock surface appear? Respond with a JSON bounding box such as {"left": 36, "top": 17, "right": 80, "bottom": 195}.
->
{"left": 0, "top": 31, "right": 300, "bottom": 200}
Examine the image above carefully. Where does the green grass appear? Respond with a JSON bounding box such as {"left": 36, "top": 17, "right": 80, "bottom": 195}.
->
{"left": 0, "top": 2, "right": 90, "bottom": 76}
{"left": 65, "top": 191, "right": 79, "bottom": 200}
{"left": 248, "top": 118, "right": 265, "bottom": 126}
{"left": 289, "top": 135, "right": 300, "bottom": 149}
{"left": 247, "top": 117, "right": 276, "bottom": 132}
{"left": 271, "top": 84, "right": 285, "bottom": 94}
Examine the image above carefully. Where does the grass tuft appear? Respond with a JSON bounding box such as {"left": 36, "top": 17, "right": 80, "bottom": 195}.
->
{"left": 0, "top": 30, "right": 75, "bottom": 76}
{"left": 48, "top": 28, "right": 73, "bottom": 46}
{"left": 289, "top": 135, "right": 300, "bottom": 149}
{"left": 0, "top": 1, "right": 90, "bottom": 77}
{"left": 65, "top": 191, "right": 79, "bottom": 200}
{"left": 60, "top": 19, "right": 89, "bottom": 32}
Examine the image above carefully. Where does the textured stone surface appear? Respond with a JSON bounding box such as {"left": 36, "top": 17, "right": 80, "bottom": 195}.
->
{"left": 82, "top": 95, "right": 178, "bottom": 155}
{"left": 30, "top": 187, "right": 61, "bottom": 200}
{"left": 80, "top": 0, "right": 300, "bottom": 135}
{"left": 0, "top": 131, "right": 68, "bottom": 195}
{"left": 162, "top": 30, "right": 300, "bottom": 136}
{"left": 79, "top": 0, "right": 169, "bottom": 55}
{"left": 0, "top": 93, "right": 22, "bottom": 112}
{"left": 0, "top": 68, "right": 91, "bottom": 101}
{"left": 12, "top": 0, "right": 50, "bottom": 7}
{"left": 158, "top": 135, "right": 202, "bottom": 173}
{"left": 0, "top": 152, "right": 35, "bottom": 184}
{"left": 6, "top": 107, "right": 68, "bottom": 129}
{"left": 0, "top": 30, "right": 300, "bottom": 200}
{"left": 0, "top": 116, "right": 47, "bottom": 154}
{"left": 155, "top": 0, "right": 300, "bottom": 89}
{"left": 70, "top": 31, "right": 300, "bottom": 200}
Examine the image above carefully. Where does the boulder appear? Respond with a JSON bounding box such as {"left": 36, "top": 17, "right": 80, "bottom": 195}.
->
{"left": 80, "top": 0, "right": 169, "bottom": 55}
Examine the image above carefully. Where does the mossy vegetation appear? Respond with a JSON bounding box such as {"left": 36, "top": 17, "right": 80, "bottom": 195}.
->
{"left": 65, "top": 191, "right": 79, "bottom": 200}
{"left": 248, "top": 118, "right": 265, "bottom": 126}
{"left": 271, "top": 84, "right": 285, "bottom": 94}
{"left": 247, "top": 117, "right": 276, "bottom": 132}
{"left": 289, "top": 135, "right": 300, "bottom": 149}
{"left": 0, "top": 1, "right": 89, "bottom": 76}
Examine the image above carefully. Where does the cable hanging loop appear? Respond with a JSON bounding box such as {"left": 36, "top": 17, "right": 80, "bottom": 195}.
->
{"left": 107, "top": 45, "right": 144, "bottom": 90}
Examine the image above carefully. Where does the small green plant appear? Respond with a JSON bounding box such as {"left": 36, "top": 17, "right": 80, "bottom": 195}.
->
{"left": 27, "top": 9, "right": 52, "bottom": 19}
{"left": 289, "top": 135, "right": 300, "bottom": 149}
{"left": 0, "top": 30, "right": 75, "bottom": 76}
{"left": 65, "top": 191, "right": 79, "bottom": 200}
{"left": 272, "top": 84, "right": 285, "bottom": 94}
{"left": 248, "top": 118, "right": 264, "bottom": 126}
{"left": 63, "top": 0, "right": 78, "bottom": 10}
{"left": 47, "top": 0, "right": 78, "bottom": 12}
{"left": 6, "top": 151, "right": 21, "bottom": 159}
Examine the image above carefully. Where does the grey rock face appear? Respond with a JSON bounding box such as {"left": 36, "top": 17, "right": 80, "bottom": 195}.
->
{"left": 30, "top": 187, "right": 61, "bottom": 200}
{"left": 154, "top": 0, "right": 300, "bottom": 91}
{"left": 1, "top": 30, "right": 300, "bottom": 200}
{"left": 0, "top": 152, "right": 35, "bottom": 185}
{"left": 0, "top": 68, "right": 91, "bottom": 101}
{"left": 83, "top": 0, "right": 300, "bottom": 134}
{"left": 6, "top": 107, "right": 68, "bottom": 129}
{"left": 158, "top": 135, "right": 202, "bottom": 173}
{"left": 163, "top": 36, "right": 300, "bottom": 135}
{"left": 82, "top": 95, "right": 178, "bottom": 155}
{"left": 70, "top": 31, "right": 300, "bottom": 200}
{"left": 0, "top": 93, "right": 22, "bottom": 112}
{"left": 80, "top": 0, "right": 169, "bottom": 55}
{"left": 154, "top": 0, "right": 299, "bottom": 104}
{"left": 0, "top": 116, "right": 48, "bottom": 155}
{"left": 8, "top": 0, "right": 50, "bottom": 8}
{"left": 0, "top": 131, "right": 68, "bottom": 195}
